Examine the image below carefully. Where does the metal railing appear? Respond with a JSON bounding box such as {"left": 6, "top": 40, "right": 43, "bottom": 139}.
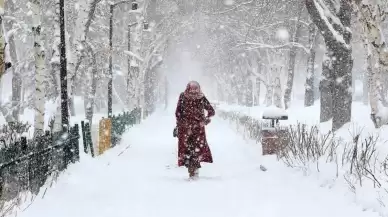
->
{"left": 0, "top": 125, "right": 80, "bottom": 202}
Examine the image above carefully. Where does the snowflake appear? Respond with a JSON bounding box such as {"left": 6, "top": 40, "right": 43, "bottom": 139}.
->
{"left": 223, "top": 0, "right": 235, "bottom": 6}
{"left": 336, "top": 77, "right": 344, "bottom": 84}
{"left": 276, "top": 28, "right": 289, "bottom": 41}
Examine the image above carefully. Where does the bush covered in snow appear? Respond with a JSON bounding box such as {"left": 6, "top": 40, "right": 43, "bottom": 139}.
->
{"left": 0, "top": 121, "right": 31, "bottom": 147}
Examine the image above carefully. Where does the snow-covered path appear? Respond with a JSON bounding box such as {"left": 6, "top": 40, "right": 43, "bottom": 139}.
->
{"left": 16, "top": 111, "right": 379, "bottom": 217}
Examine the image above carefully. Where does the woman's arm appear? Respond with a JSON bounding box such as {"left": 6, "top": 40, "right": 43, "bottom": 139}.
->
{"left": 203, "top": 96, "right": 215, "bottom": 118}
{"left": 175, "top": 93, "right": 184, "bottom": 124}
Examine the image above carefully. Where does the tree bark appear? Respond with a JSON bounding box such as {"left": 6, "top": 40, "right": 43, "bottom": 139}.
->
{"left": 69, "top": 0, "right": 100, "bottom": 117}
{"left": 0, "top": 0, "right": 13, "bottom": 115}
{"left": 304, "top": 23, "right": 317, "bottom": 107}
{"left": 126, "top": 23, "right": 132, "bottom": 108}
{"left": 265, "top": 67, "right": 274, "bottom": 107}
{"left": 273, "top": 75, "right": 283, "bottom": 108}
{"left": 52, "top": 0, "right": 62, "bottom": 132}
{"left": 31, "top": 0, "right": 46, "bottom": 136}
{"left": 255, "top": 77, "right": 261, "bottom": 106}
{"left": 362, "top": 59, "right": 370, "bottom": 105}
{"left": 319, "top": 54, "right": 333, "bottom": 122}
{"left": 0, "top": 0, "right": 5, "bottom": 80}
{"left": 354, "top": 0, "right": 388, "bottom": 127}
{"left": 84, "top": 42, "right": 97, "bottom": 125}
{"left": 254, "top": 62, "right": 261, "bottom": 106}
{"left": 5, "top": 0, "right": 21, "bottom": 122}
{"left": 306, "top": 0, "right": 353, "bottom": 131}
{"left": 246, "top": 77, "right": 254, "bottom": 107}
{"left": 59, "top": 0, "right": 69, "bottom": 130}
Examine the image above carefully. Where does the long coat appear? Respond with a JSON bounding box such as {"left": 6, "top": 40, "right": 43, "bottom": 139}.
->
{"left": 175, "top": 92, "right": 215, "bottom": 167}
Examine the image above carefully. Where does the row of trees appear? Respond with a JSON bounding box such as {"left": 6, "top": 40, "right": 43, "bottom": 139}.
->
{"left": 1, "top": 0, "right": 387, "bottom": 134}
{"left": 184, "top": 0, "right": 388, "bottom": 131}
{"left": 0, "top": 0, "right": 188, "bottom": 136}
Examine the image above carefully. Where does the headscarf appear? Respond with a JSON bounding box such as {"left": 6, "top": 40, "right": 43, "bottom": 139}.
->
{"left": 184, "top": 81, "right": 204, "bottom": 99}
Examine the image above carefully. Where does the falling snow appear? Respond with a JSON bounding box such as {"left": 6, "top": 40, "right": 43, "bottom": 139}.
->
{"left": 2, "top": 0, "right": 388, "bottom": 217}
{"left": 276, "top": 28, "right": 289, "bottom": 41}
{"left": 223, "top": 0, "right": 235, "bottom": 6}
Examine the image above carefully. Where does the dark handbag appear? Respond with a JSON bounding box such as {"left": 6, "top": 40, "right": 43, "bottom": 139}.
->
{"left": 173, "top": 127, "right": 178, "bottom": 137}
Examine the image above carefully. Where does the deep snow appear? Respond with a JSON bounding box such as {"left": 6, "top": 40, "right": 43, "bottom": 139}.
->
{"left": 10, "top": 108, "right": 380, "bottom": 217}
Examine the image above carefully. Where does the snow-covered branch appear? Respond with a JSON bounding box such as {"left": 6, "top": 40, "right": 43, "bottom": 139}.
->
{"left": 124, "top": 50, "right": 144, "bottom": 62}
{"left": 306, "top": 0, "right": 351, "bottom": 49}
{"left": 201, "top": 0, "right": 254, "bottom": 15}
{"left": 235, "top": 41, "right": 310, "bottom": 53}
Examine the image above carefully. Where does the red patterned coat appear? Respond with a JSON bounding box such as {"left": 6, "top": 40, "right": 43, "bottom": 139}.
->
{"left": 175, "top": 92, "right": 215, "bottom": 167}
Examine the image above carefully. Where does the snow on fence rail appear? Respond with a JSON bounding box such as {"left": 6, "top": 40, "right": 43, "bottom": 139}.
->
{"left": 217, "top": 107, "right": 388, "bottom": 216}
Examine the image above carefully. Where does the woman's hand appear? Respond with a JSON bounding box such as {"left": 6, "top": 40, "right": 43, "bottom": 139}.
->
{"left": 200, "top": 118, "right": 211, "bottom": 127}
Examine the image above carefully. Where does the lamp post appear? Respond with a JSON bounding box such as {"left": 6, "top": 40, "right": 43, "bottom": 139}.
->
{"left": 108, "top": 0, "right": 138, "bottom": 118}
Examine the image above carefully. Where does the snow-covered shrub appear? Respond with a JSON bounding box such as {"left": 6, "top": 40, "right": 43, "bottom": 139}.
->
{"left": 0, "top": 121, "right": 31, "bottom": 147}
{"left": 276, "top": 124, "right": 339, "bottom": 169}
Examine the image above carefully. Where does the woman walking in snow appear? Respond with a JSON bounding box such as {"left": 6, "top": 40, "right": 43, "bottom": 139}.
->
{"left": 175, "top": 81, "right": 215, "bottom": 179}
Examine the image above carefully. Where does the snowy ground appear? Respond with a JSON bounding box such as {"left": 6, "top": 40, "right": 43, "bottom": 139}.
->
{"left": 11, "top": 107, "right": 380, "bottom": 217}
{"left": 217, "top": 99, "right": 388, "bottom": 216}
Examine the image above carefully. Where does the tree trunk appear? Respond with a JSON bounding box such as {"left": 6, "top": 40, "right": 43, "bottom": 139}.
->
{"left": 59, "top": 0, "right": 69, "bottom": 130}
{"left": 319, "top": 54, "right": 333, "bottom": 123}
{"left": 50, "top": 0, "right": 62, "bottom": 132}
{"left": 304, "top": 23, "right": 317, "bottom": 107}
{"left": 246, "top": 77, "right": 253, "bottom": 107}
{"left": 31, "top": 0, "right": 46, "bottom": 136}
{"left": 283, "top": 2, "right": 304, "bottom": 109}
{"left": 354, "top": 0, "right": 388, "bottom": 127}
{"left": 265, "top": 68, "right": 274, "bottom": 107}
{"left": 69, "top": 0, "right": 100, "bottom": 117}
{"left": 5, "top": 0, "right": 21, "bottom": 122}
{"left": 362, "top": 63, "right": 370, "bottom": 106}
{"left": 132, "top": 6, "right": 144, "bottom": 108}
{"left": 306, "top": 0, "right": 353, "bottom": 131}
{"left": 126, "top": 23, "right": 132, "bottom": 108}
{"left": 84, "top": 42, "right": 97, "bottom": 125}
{"left": 273, "top": 76, "right": 283, "bottom": 108}
{"left": 0, "top": 0, "right": 5, "bottom": 79}
{"left": 0, "top": 31, "right": 14, "bottom": 125}
{"left": 265, "top": 84, "right": 273, "bottom": 107}
{"left": 369, "top": 48, "right": 385, "bottom": 127}
{"left": 331, "top": 48, "right": 352, "bottom": 131}
{"left": 255, "top": 77, "right": 261, "bottom": 106}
